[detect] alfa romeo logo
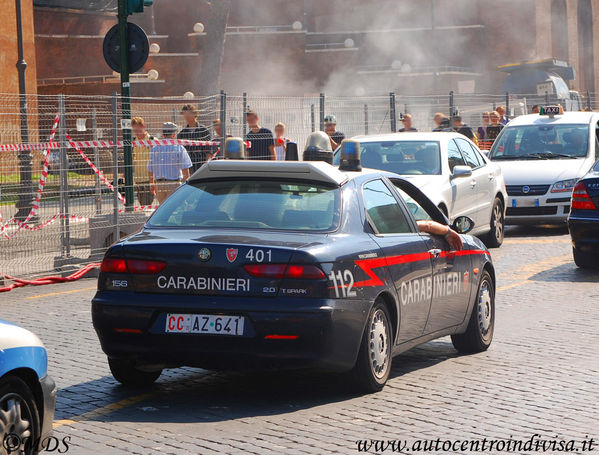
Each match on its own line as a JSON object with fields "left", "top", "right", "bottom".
{"left": 198, "top": 247, "right": 211, "bottom": 261}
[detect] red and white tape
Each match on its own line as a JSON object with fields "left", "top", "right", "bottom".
{"left": 0, "top": 114, "right": 60, "bottom": 238}
{"left": 0, "top": 213, "right": 89, "bottom": 240}
{"left": 1, "top": 138, "right": 249, "bottom": 152}
{"left": 65, "top": 132, "right": 126, "bottom": 204}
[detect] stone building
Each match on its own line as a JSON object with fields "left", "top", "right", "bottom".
{"left": 0, "top": 0, "right": 598, "bottom": 98}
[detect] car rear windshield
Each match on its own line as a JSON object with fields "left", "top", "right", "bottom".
{"left": 334, "top": 141, "right": 442, "bottom": 175}
{"left": 148, "top": 180, "right": 340, "bottom": 231}
{"left": 489, "top": 124, "right": 590, "bottom": 160}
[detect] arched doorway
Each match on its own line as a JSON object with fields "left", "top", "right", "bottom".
{"left": 578, "top": 0, "right": 595, "bottom": 91}
{"left": 551, "top": 0, "right": 569, "bottom": 61}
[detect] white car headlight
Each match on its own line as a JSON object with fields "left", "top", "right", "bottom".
{"left": 550, "top": 178, "right": 578, "bottom": 193}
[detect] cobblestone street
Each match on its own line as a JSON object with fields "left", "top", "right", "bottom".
{"left": 1, "top": 227, "right": 598, "bottom": 455}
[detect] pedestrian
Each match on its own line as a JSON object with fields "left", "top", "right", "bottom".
{"left": 433, "top": 113, "right": 448, "bottom": 131}
{"left": 496, "top": 105, "right": 508, "bottom": 124}
{"left": 211, "top": 119, "right": 231, "bottom": 158}
{"left": 453, "top": 115, "right": 475, "bottom": 140}
{"left": 531, "top": 105, "right": 540, "bottom": 114}
{"left": 148, "top": 122, "right": 192, "bottom": 204}
{"left": 399, "top": 113, "right": 418, "bottom": 132}
{"left": 324, "top": 114, "right": 345, "bottom": 150}
{"left": 245, "top": 109, "right": 275, "bottom": 160}
{"left": 178, "top": 104, "right": 211, "bottom": 172}
{"left": 131, "top": 117, "right": 156, "bottom": 207}
{"left": 274, "top": 122, "right": 290, "bottom": 161}
{"left": 485, "top": 111, "right": 504, "bottom": 142}
{"left": 477, "top": 112, "right": 490, "bottom": 141}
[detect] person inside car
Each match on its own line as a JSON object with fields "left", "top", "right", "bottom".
{"left": 417, "top": 220, "right": 463, "bottom": 250}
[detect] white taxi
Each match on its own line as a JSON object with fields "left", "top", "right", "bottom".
{"left": 489, "top": 108, "right": 599, "bottom": 224}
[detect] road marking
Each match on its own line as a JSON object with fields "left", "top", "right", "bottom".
{"left": 25, "top": 286, "right": 96, "bottom": 300}
{"left": 497, "top": 253, "right": 572, "bottom": 292}
{"left": 53, "top": 392, "right": 155, "bottom": 429}
{"left": 503, "top": 237, "right": 570, "bottom": 245}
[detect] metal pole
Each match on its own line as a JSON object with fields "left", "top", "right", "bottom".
{"left": 364, "top": 104, "right": 369, "bottom": 135}
{"left": 545, "top": 92, "right": 549, "bottom": 105}
{"left": 505, "top": 92, "right": 510, "bottom": 121}
{"left": 449, "top": 91, "right": 455, "bottom": 130}
{"left": 14, "top": 0, "right": 33, "bottom": 220}
{"left": 587, "top": 90, "right": 592, "bottom": 110}
{"left": 58, "top": 95, "right": 70, "bottom": 257}
{"left": 93, "top": 108, "right": 101, "bottom": 215}
{"left": 172, "top": 107, "right": 177, "bottom": 124}
{"left": 118, "top": 0, "right": 134, "bottom": 210}
{"left": 310, "top": 104, "right": 315, "bottom": 132}
{"left": 220, "top": 90, "right": 226, "bottom": 157}
{"left": 242, "top": 92, "right": 247, "bottom": 138}
{"left": 390, "top": 92, "right": 397, "bottom": 132}
{"left": 319, "top": 93, "right": 325, "bottom": 131}
{"left": 112, "top": 93, "right": 120, "bottom": 243}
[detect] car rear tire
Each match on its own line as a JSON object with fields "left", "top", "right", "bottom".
{"left": 451, "top": 270, "right": 495, "bottom": 353}
{"left": 350, "top": 300, "right": 392, "bottom": 393}
{"left": 108, "top": 358, "right": 162, "bottom": 387}
{"left": 0, "top": 376, "right": 41, "bottom": 455}
{"left": 483, "top": 198, "right": 504, "bottom": 248}
{"left": 573, "top": 247, "right": 597, "bottom": 268}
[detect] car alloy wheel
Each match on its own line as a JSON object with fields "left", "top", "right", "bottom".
{"left": 492, "top": 202, "right": 504, "bottom": 243}
{"left": 0, "top": 392, "right": 34, "bottom": 455}
{"left": 477, "top": 279, "right": 493, "bottom": 339}
{"left": 369, "top": 308, "right": 391, "bottom": 380}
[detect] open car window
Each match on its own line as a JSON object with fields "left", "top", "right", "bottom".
{"left": 148, "top": 180, "right": 341, "bottom": 231}
{"left": 387, "top": 177, "right": 448, "bottom": 225}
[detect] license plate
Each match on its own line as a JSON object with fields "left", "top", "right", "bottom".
{"left": 165, "top": 313, "right": 245, "bottom": 336}
{"left": 512, "top": 198, "right": 540, "bottom": 208}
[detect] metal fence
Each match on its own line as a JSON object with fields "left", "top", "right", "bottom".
{"left": 0, "top": 90, "right": 595, "bottom": 279}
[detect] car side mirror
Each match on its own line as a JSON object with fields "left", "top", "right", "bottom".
{"left": 482, "top": 149, "right": 490, "bottom": 157}
{"left": 452, "top": 216, "right": 474, "bottom": 234}
{"left": 451, "top": 165, "right": 473, "bottom": 179}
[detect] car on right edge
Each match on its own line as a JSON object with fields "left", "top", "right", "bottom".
{"left": 568, "top": 159, "right": 599, "bottom": 268}
{"left": 489, "top": 108, "right": 599, "bottom": 225}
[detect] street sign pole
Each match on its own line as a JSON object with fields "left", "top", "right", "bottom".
{"left": 118, "top": 0, "right": 134, "bottom": 210}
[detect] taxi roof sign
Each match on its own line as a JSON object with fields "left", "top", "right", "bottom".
{"left": 539, "top": 106, "right": 561, "bottom": 117}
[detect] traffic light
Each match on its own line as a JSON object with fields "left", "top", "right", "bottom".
{"left": 127, "top": 0, "right": 153, "bottom": 14}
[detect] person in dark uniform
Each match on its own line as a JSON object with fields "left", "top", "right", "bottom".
{"left": 244, "top": 109, "right": 275, "bottom": 160}
{"left": 177, "top": 104, "right": 211, "bottom": 172}
{"left": 324, "top": 114, "right": 345, "bottom": 150}
{"left": 453, "top": 115, "right": 475, "bottom": 140}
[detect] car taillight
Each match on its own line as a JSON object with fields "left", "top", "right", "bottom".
{"left": 127, "top": 259, "right": 167, "bottom": 274}
{"left": 571, "top": 182, "right": 597, "bottom": 210}
{"left": 244, "top": 264, "right": 325, "bottom": 280}
{"left": 100, "top": 258, "right": 167, "bottom": 274}
{"left": 101, "top": 258, "right": 127, "bottom": 273}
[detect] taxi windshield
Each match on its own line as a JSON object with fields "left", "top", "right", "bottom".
{"left": 489, "top": 124, "right": 589, "bottom": 160}
{"left": 334, "top": 141, "right": 442, "bottom": 175}
{"left": 148, "top": 179, "right": 340, "bottom": 231}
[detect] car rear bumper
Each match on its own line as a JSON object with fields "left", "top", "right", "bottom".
{"left": 505, "top": 195, "right": 570, "bottom": 224}
{"left": 568, "top": 214, "right": 599, "bottom": 252}
{"left": 92, "top": 291, "right": 372, "bottom": 373}
{"left": 39, "top": 374, "right": 57, "bottom": 441}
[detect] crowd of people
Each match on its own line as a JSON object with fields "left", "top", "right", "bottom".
{"left": 129, "top": 102, "right": 546, "bottom": 204}
{"left": 130, "top": 104, "right": 348, "bottom": 203}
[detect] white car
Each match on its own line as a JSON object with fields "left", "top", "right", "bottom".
{"left": 489, "top": 109, "right": 599, "bottom": 224}
{"left": 334, "top": 132, "right": 508, "bottom": 247}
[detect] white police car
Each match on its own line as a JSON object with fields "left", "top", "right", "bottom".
{"left": 0, "top": 319, "right": 56, "bottom": 454}
{"left": 489, "top": 107, "right": 599, "bottom": 224}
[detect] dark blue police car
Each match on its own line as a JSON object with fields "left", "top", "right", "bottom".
{"left": 568, "top": 160, "right": 599, "bottom": 268}
{"left": 92, "top": 144, "right": 496, "bottom": 392}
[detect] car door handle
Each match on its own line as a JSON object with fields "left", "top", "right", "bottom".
{"left": 428, "top": 248, "right": 442, "bottom": 258}
{"left": 488, "top": 173, "right": 495, "bottom": 180}
{"left": 470, "top": 180, "right": 477, "bottom": 188}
